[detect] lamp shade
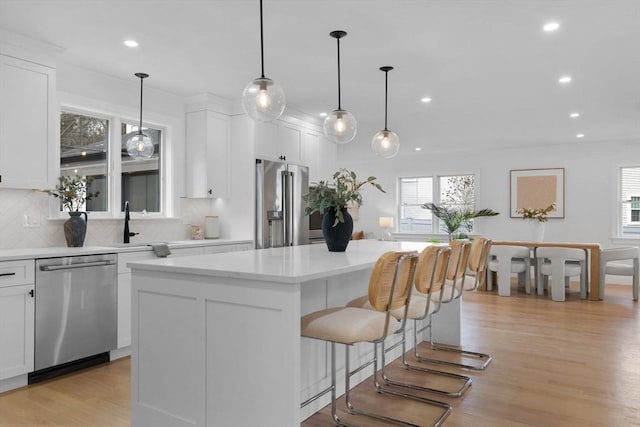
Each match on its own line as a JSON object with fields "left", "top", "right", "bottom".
{"left": 242, "top": 77, "right": 286, "bottom": 122}
{"left": 125, "top": 132, "right": 154, "bottom": 159}
{"left": 372, "top": 130, "right": 400, "bottom": 158}
{"left": 379, "top": 216, "right": 393, "bottom": 228}
{"left": 324, "top": 109, "right": 357, "bottom": 144}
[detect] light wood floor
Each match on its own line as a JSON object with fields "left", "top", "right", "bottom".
{"left": 1, "top": 283, "right": 638, "bottom": 426}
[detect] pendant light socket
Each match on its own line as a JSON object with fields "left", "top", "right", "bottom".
{"left": 323, "top": 30, "right": 357, "bottom": 145}
{"left": 125, "top": 72, "right": 154, "bottom": 160}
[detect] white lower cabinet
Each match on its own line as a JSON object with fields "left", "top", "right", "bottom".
{"left": 0, "top": 259, "right": 35, "bottom": 382}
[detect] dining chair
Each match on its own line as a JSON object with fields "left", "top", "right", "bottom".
{"left": 486, "top": 245, "right": 532, "bottom": 296}
{"left": 536, "top": 247, "right": 587, "bottom": 302}
{"left": 301, "top": 251, "right": 451, "bottom": 426}
{"left": 415, "top": 237, "right": 494, "bottom": 371}
{"left": 346, "top": 245, "right": 472, "bottom": 399}
{"left": 599, "top": 246, "right": 639, "bottom": 300}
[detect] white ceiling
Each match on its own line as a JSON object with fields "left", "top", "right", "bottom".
{"left": 1, "top": 0, "right": 640, "bottom": 157}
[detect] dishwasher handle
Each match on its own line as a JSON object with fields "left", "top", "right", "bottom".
{"left": 39, "top": 260, "right": 115, "bottom": 272}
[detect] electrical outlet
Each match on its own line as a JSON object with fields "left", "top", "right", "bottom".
{"left": 23, "top": 211, "right": 40, "bottom": 228}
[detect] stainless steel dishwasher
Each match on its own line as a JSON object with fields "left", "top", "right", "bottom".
{"left": 31, "top": 253, "right": 117, "bottom": 382}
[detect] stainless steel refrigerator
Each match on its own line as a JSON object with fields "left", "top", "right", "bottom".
{"left": 256, "top": 159, "right": 309, "bottom": 249}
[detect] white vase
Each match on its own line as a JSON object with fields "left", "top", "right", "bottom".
{"left": 530, "top": 221, "right": 545, "bottom": 242}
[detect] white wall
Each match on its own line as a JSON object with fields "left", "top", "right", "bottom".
{"left": 338, "top": 139, "right": 638, "bottom": 248}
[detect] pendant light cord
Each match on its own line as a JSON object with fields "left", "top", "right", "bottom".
{"left": 138, "top": 77, "right": 144, "bottom": 134}
{"left": 259, "top": 0, "right": 265, "bottom": 78}
{"left": 336, "top": 36, "right": 342, "bottom": 110}
{"left": 384, "top": 69, "right": 388, "bottom": 131}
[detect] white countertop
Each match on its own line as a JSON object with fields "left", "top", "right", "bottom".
{"left": 0, "top": 239, "right": 252, "bottom": 261}
{"left": 128, "top": 240, "right": 429, "bottom": 284}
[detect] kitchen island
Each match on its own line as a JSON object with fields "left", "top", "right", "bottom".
{"left": 128, "top": 240, "right": 461, "bottom": 427}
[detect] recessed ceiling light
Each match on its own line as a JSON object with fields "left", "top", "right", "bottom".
{"left": 420, "top": 97, "right": 432, "bottom": 103}
{"left": 558, "top": 76, "right": 572, "bottom": 84}
{"left": 124, "top": 40, "right": 139, "bottom": 48}
{"left": 415, "top": 147, "right": 422, "bottom": 151}
{"left": 570, "top": 112, "right": 580, "bottom": 118}
{"left": 319, "top": 112, "right": 327, "bottom": 117}
{"left": 543, "top": 22, "right": 560, "bottom": 32}
{"left": 576, "top": 133, "right": 585, "bottom": 138}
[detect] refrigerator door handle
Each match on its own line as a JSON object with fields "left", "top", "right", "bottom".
{"left": 283, "top": 170, "right": 294, "bottom": 246}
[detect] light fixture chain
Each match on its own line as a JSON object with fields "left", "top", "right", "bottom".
{"left": 259, "top": 0, "right": 265, "bottom": 78}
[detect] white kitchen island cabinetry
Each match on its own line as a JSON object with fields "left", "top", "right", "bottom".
{"left": 116, "top": 240, "right": 252, "bottom": 350}
{"left": 128, "top": 240, "right": 460, "bottom": 427}
{"left": 0, "top": 53, "right": 57, "bottom": 190}
{"left": 0, "top": 260, "right": 35, "bottom": 390}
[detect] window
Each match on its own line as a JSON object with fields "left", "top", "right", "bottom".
{"left": 59, "top": 110, "right": 163, "bottom": 216}
{"left": 620, "top": 167, "right": 640, "bottom": 236}
{"left": 398, "top": 174, "right": 476, "bottom": 234}
{"left": 399, "top": 177, "right": 433, "bottom": 232}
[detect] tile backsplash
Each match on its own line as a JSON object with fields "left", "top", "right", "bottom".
{"left": 0, "top": 188, "right": 216, "bottom": 249}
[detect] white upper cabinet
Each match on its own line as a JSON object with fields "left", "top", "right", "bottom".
{"left": 0, "top": 53, "right": 57, "bottom": 190}
{"left": 255, "top": 120, "right": 302, "bottom": 163}
{"left": 186, "top": 109, "right": 230, "bottom": 198}
{"left": 301, "top": 129, "right": 337, "bottom": 184}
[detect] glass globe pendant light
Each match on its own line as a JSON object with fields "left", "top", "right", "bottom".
{"left": 241, "top": 0, "right": 285, "bottom": 122}
{"left": 371, "top": 66, "right": 400, "bottom": 158}
{"left": 323, "top": 30, "right": 357, "bottom": 145}
{"left": 126, "top": 72, "right": 154, "bottom": 160}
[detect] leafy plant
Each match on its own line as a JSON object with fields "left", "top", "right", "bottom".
{"left": 516, "top": 203, "right": 556, "bottom": 223}
{"left": 422, "top": 202, "right": 499, "bottom": 241}
{"left": 49, "top": 174, "right": 99, "bottom": 212}
{"left": 304, "top": 168, "right": 385, "bottom": 226}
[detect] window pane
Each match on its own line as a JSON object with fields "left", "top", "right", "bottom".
{"left": 621, "top": 167, "right": 640, "bottom": 236}
{"left": 59, "top": 112, "right": 108, "bottom": 212}
{"left": 399, "top": 177, "right": 433, "bottom": 232}
{"left": 439, "top": 175, "right": 475, "bottom": 235}
{"left": 121, "top": 123, "right": 161, "bottom": 212}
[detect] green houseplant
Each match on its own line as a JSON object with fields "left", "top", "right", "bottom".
{"left": 49, "top": 174, "right": 99, "bottom": 247}
{"left": 304, "top": 168, "right": 385, "bottom": 226}
{"left": 304, "top": 169, "right": 385, "bottom": 251}
{"left": 422, "top": 203, "right": 499, "bottom": 242}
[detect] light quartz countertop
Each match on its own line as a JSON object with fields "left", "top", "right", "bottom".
{"left": 0, "top": 239, "right": 252, "bottom": 261}
{"left": 128, "top": 239, "right": 429, "bottom": 284}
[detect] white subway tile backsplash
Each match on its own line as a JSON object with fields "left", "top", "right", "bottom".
{"left": 0, "top": 189, "right": 216, "bottom": 249}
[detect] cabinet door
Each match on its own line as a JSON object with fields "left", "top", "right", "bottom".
{"left": 185, "top": 110, "right": 230, "bottom": 198}
{"left": 279, "top": 124, "right": 302, "bottom": 163}
{"left": 317, "top": 133, "right": 337, "bottom": 182}
{"left": 301, "top": 130, "right": 320, "bottom": 183}
{"left": 254, "top": 121, "right": 280, "bottom": 160}
{"left": 0, "top": 55, "right": 56, "bottom": 190}
{"left": 117, "top": 273, "right": 131, "bottom": 348}
{"left": 0, "top": 284, "right": 34, "bottom": 380}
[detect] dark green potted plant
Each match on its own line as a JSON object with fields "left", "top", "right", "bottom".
{"left": 305, "top": 168, "right": 385, "bottom": 251}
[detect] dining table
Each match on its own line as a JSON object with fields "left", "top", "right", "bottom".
{"left": 491, "top": 240, "right": 601, "bottom": 301}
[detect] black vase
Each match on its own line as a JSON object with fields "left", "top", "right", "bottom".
{"left": 322, "top": 207, "right": 353, "bottom": 252}
{"left": 64, "top": 212, "right": 88, "bottom": 247}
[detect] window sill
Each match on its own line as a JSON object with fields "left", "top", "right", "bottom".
{"left": 610, "top": 237, "right": 640, "bottom": 246}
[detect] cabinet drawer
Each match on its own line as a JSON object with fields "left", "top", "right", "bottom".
{"left": 0, "top": 259, "right": 35, "bottom": 287}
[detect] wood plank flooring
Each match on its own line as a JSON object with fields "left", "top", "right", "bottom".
{"left": 1, "top": 283, "right": 638, "bottom": 426}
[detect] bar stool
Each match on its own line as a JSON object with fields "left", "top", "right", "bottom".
{"left": 347, "top": 246, "right": 472, "bottom": 399}
{"left": 300, "top": 251, "right": 451, "bottom": 426}
{"left": 415, "top": 237, "right": 493, "bottom": 371}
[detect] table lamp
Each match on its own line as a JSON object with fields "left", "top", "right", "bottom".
{"left": 379, "top": 216, "right": 393, "bottom": 240}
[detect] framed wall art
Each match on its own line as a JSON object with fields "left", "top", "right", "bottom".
{"left": 510, "top": 168, "right": 565, "bottom": 218}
